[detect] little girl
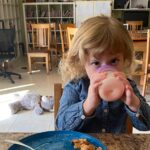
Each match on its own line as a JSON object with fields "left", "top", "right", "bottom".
{"left": 56, "top": 16, "right": 150, "bottom": 133}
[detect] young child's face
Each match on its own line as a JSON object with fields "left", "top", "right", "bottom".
{"left": 85, "top": 50, "right": 124, "bottom": 79}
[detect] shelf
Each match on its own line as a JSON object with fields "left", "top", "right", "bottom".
{"left": 112, "top": 0, "right": 150, "bottom": 28}
{"left": 112, "top": 8, "right": 150, "bottom": 11}
{"left": 23, "top": 2, "right": 75, "bottom": 53}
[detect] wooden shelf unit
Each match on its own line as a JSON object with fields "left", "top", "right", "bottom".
{"left": 112, "top": 0, "right": 150, "bottom": 28}
{"left": 23, "top": 2, "right": 75, "bottom": 52}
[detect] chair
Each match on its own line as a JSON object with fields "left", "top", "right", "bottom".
{"left": 54, "top": 83, "right": 63, "bottom": 119}
{"left": 27, "top": 24, "right": 51, "bottom": 74}
{"left": 127, "top": 21, "right": 147, "bottom": 91}
{"left": 59, "top": 23, "right": 75, "bottom": 58}
{"left": 142, "top": 29, "right": 150, "bottom": 96}
{"left": 50, "top": 23, "right": 58, "bottom": 64}
{"left": 54, "top": 83, "right": 133, "bottom": 133}
{"left": 127, "top": 21, "right": 143, "bottom": 31}
{"left": 0, "top": 28, "right": 21, "bottom": 83}
{"left": 131, "top": 40, "right": 147, "bottom": 87}
{"left": 123, "top": 23, "right": 129, "bottom": 30}
{"left": 126, "top": 21, "right": 144, "bottom": 41}
{"left": 67, "top": 27, "right": 78, "bottom": 49}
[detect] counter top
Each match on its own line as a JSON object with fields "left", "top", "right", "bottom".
{"left": 0, "top": 132, "right": 150, "bottom": 150}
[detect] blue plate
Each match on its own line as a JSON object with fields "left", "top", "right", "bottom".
{"left": 8, "top": 131, "right": 106, "bottom": 150}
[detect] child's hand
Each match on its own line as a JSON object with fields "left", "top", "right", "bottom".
{"left": 114, "top": 72, "right": 141, "bottom": 112}
{"left": 83, "top": 72, "right": 106, "bottom": 116}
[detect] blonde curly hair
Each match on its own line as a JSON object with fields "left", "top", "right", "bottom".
{"left": 59, "top": 15, "right": 133, "bottom": 83}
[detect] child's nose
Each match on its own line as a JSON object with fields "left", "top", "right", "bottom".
{"left": 101, "top": 63, "right": 107, "bottom": 67}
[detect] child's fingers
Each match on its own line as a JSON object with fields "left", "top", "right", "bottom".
{"left": 126, "top": 86, "right": 132, "bottom": 100}
{"left": 98, "top": 72, "right": 107, "bottom": 80}
{"left": 113, "top": 72, "right": 126, "bottom": 78}
{"left": 113, "top": 72, "right": 127, "bottom": 83}
{"left": 122, "top": 85, "right": 132, "bottom": 105}
{"left": 116, "top": 76, "right": 132, "bottom": 90}
{"left": 116, "top": 75, "right": 127, "bottom": 84}
{"left": 92, "top": 82, "right": 102, "bottom": 91}
{"left": 91, "top": 72, "right": 107, "bottom": 84}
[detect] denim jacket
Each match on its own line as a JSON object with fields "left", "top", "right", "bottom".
{"left": 56, "top": 76, "right": 150, "bottom": 133}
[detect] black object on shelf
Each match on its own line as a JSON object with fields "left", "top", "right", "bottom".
{"left": 114, "top": 0, "right": 127, "bottom": 9}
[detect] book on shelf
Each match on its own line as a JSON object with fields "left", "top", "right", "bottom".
{"left": 27, "top": 9, "right": 36, "bottom": 17}
{"left": 26, "top": 22, "right": 32, "bottom": 31}
{"left": 63, "top": 10, "right": 72, "bottom": 17}
{"left": 41, "top": 10, "right": 46, "bottom": 17}
{"left": 27, "top": 32, "right": 32, "bottom": 43}
{"left": 50, "top": 8, "right": 61, "bottom": 17}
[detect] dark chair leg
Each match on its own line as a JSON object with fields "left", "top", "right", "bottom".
{"left": 0, "top": 70, "right": 22, "bottom": 84}
{"left": 6, "top": 71, "right": 22, "bottom": 79}
{"left": 4, "top": 73, "right": 15, "bottom": 84}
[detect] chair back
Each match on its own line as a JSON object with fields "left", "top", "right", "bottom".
{"left": 54, "top": 83, "right": 63, "bottom": 120}
{"left": 59, "top": 23, "right": 75, "bottom": 58}
{"left": 142, "top": 29, "right": 150, "bottom": 96}
{"left": 127, "top": 21, "right": 143, "bottom": 31}
{"left": 27, "top": 23, "right": 51, "bottom": 74}
{"left": 50, "top": 23, "right": 57, "bottom": 49}
{"left": 123, "top": 23, "right": 129, "bottom": 30}
{"left": 67, "top": 27, "right": 78, "bottom": 49}
{"left": 126, "top": 21, "right": 145, "bottom": 41}
{"left": 31, "top": 24, "right": 50, "bottom": 50}
{"left": 54, "top": 83, "right": 133, "bottom": 133}
{"left": 0, "top": 28, "right": 21, "bottom": 83}
{"left": 0, "top": 29, "right": 15, "bottom": 59}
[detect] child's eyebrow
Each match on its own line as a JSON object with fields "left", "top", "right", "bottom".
{"left": 107, "top": 55, "right": 121, "bottom": 62}
{"left": 110, "top": 55, "right": 120, "bottom": 58}
{"left": 109, "top": 53, "right": 121, "bottom": 58}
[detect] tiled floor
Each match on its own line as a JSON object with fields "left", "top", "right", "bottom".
{"left": 0, "top": 56, "right": 150, "bottom": 133}
{"left": 0, "top": 56, "right": 61, "bottom": 132}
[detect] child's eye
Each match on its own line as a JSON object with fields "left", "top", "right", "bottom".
{"left": 111, "top": 58, "right": 119, "bottom": 65}
{"left": 91, "top": 61, "right": 100, "bottom": 66}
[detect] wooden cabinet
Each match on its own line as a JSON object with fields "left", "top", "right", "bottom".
{"left": 75, "top": 1, "right": 111, "bottom": 27}
{"left": 75, "top": 1, "right": 93, "bottom": 27}
{"left": 0, "top": 0, "right": 23, "bottom": 56}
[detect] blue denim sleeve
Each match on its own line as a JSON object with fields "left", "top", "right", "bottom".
{"left": 125, "top": 79, "right": 150, "bottom": 131}
{"left": 55, "top": 82, "right": 86, "bottom": 130}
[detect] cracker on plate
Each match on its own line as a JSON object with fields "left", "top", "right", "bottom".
{"left": 72, "top": 138, "right": 102, "bottom": 150}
